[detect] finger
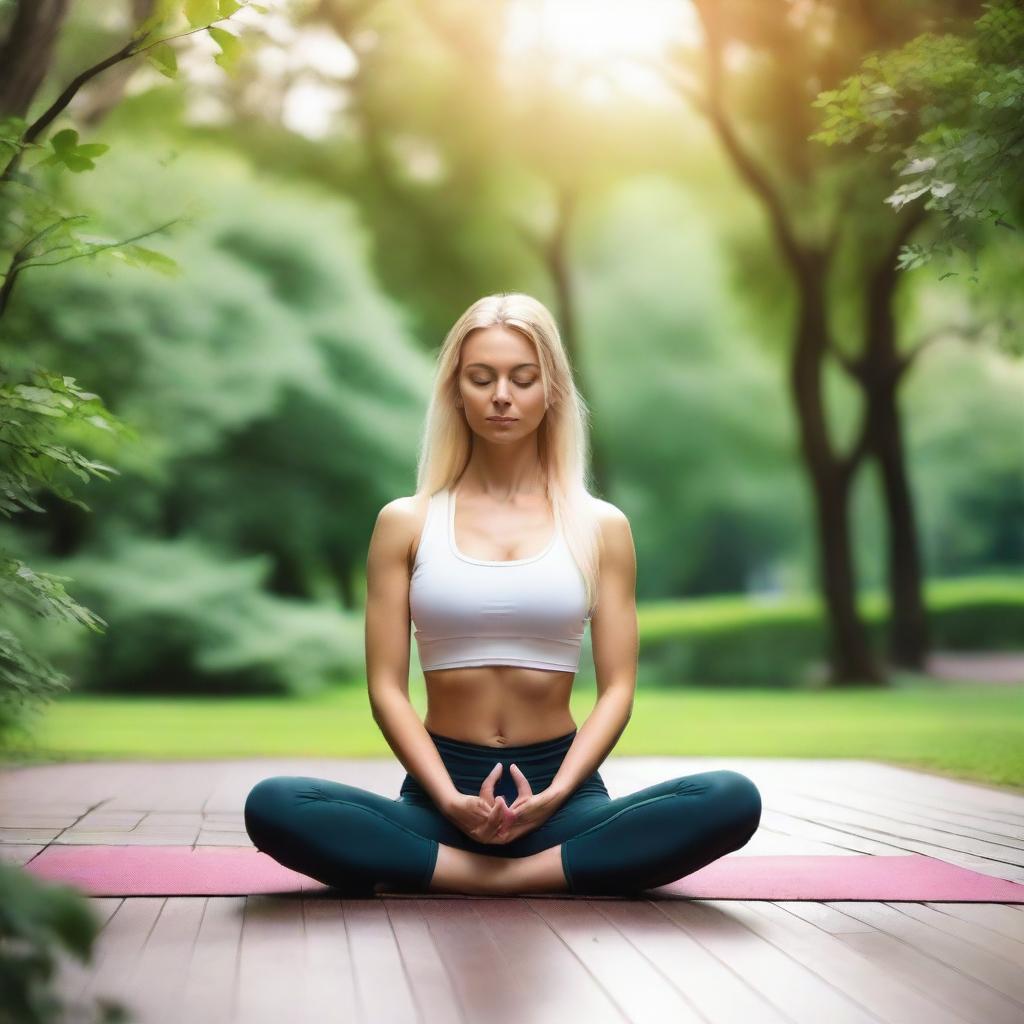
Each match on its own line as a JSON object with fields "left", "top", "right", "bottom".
{"left": 484, "top": 797, "right": 506, "bottom": 840}
{"left": 494, "top": 795, "right": 517, "bottom": 832}
{"left": 495, "top": 790, "right": 517, "bottom": 821}
{"left": 478, "top": 761, "right": 503, "bottom": 803}
{"left": 493, "top": 815, "right": 516, "bottom": 839}
{"left": 509, "top": 763, "right": 533, "bottom": 800}
{"left": 479, "top": 790, "right": 502, "bottom": 817}
{"left": 472, "top": 798, "right": 502, "bottom": 840}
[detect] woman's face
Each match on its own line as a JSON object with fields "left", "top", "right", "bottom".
{"left": 457, "top": 325, "right": 547, "bottom": 441}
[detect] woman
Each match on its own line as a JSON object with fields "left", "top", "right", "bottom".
{"left": 244, "top": 292, "right": 761, "bottom": 897}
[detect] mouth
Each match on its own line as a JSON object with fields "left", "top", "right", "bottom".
{"left": 487, "top": 417, "right": 517, "bottom": 424}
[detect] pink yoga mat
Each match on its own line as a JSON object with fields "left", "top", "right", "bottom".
{"left": 22, "top": 846, "right": 1024, "bottom": 901}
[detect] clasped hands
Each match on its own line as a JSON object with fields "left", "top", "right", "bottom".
{"left": 443, "top": 761, "right": 557, "bottom": 845}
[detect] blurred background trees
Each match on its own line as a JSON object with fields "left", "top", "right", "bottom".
{"left": 1, "top": 0, "right": 1021, "bottom": 712}
{"left": 1, "top": 1, "right": 1018, "bottom": 1012}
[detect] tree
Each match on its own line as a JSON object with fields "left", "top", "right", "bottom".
{"left": 650, "top": 1, "right": 993, "bottom": 680}
{"left": 812, "top": 0, "right": 1022, "bottom": 284}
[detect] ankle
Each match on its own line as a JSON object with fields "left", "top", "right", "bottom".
{"left": 462, "top": 853, "right": 519, "bottom": 896}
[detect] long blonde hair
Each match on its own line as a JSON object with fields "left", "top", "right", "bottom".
{"left": 415, "top": 292, "right": 603, "bottom": 616}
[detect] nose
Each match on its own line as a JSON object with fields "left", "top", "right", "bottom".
{"left": 493, "top": 380, "right": 511, "bottom": 403}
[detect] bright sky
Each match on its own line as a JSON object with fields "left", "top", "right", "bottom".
{"left": 502, "top": 0, "right": 701, "bottom": 105}
{"left": 171, "top": 0, "right": 703, "bottom": 138}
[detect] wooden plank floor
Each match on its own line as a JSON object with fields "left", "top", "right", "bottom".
{"left": 2, "top": 754, "right": 1022, "bottom": 1024}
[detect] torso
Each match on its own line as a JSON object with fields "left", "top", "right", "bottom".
{"left": 405, "top": 486, "right": 578, "bottom": 747}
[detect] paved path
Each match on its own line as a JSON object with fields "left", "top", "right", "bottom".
{"left": 926, "top": 652, "right": 1024, "bottom": 684}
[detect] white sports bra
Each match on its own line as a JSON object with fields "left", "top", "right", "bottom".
{"left": 409, "top": 487, "right": 591, "bottom": 673}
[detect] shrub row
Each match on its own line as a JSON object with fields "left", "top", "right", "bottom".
{"left": 633, "top": 576, "right": 1024, "bottom": 687}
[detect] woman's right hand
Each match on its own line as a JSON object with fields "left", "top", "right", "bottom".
{"left": 442, "top": 762, "right": 517, "bottom": 844}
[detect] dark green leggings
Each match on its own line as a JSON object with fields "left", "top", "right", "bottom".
{"left": 244, "top": 728, "right": 762, "bottom": 897}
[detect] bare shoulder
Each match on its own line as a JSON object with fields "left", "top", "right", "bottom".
{"left": 587, "top": 495, "right": 634, "bottom": 558}
{"left": 378, "top": 493, "right": 428, "bottom": 522}
{"left": 374, "top": 493, "right": 432, "bottom": 567}
{"left": 589, "top": 495, "right": 629, "bottom": 525}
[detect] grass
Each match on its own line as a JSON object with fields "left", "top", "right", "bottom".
{"left": 3, "top": 678, "right": 1022, "bottom": 793}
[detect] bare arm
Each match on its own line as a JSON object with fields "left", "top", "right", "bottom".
{"left": 544, "top": 503, "right": 638, "bottom": 809}
{"left": 365, "top": 497, "right": 462, "bottom": 813}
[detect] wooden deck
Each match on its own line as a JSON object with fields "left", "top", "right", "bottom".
{"left": 2, "top": 754, "right": 1022, "bottom": 1024}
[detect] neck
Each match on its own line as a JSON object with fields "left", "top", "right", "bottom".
{"left": 457, "top": 443, "right": 546, "bottom": 500}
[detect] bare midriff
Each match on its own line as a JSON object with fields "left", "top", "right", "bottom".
{"left": 422, "top": 664, "right": 577, "bottom": 747}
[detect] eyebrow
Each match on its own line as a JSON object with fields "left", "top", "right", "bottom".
{"left": 465, "top": 362, "right": 540, "bottom": 371}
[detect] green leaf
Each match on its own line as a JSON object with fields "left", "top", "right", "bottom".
{"left": 185, "top": 0, "right": 220, "bottom": 27}
{"left": 134, "top": 0, "right": 181, "bottom": 43}
{"left": 49, "top": 128, "right": 78, "bottom": 154}
{"left": 209, "top": 25, "right": 243, "bottom": 74}
{"left": 147, "top": 42, "right": 179, "bottom": 79}
{"left": 40, "top": 129, "right": 108, "bottom": 172}
{"left": 106, "top": 244, "right": 181, "bottom": 276}
{"left": 63, "top": 154, "right": 95, "bottom": 172}
{"left": 219, "top": 0, "right": 243, "bottom": 15}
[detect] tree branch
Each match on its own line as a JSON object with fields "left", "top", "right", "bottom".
{"left": 826, "top": 341, "right": 864, "bottom": 382}
{"left": 652, "top": 1, "right": 808, "bottom": 277}
{"left": 896, "top": 319, "right": 992, "bottom": 378}
{"left": 840, "top": 407, "right": 874, "bottom": 484}
{"left": 2, "top": 7, "right": 255, "bottom": 181}
{"left": 0, "top": 217, "right": 179, "bottom": 317}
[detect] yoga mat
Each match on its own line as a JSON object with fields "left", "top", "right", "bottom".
{"left": 654, "top": 854, "right": 1024, "bottom": 902}
{"left": 22, "top": 846, "right": 1024, "bottom": 901}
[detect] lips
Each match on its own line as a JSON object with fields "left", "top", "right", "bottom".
{"left": 487, "top": 417, "right": 517, "bottom": 423}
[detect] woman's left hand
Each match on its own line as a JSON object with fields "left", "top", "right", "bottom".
{"left": 484, "top": 764, "right": 559, "bottom": 844}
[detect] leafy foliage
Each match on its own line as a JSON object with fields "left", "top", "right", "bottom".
{"left": 0, "top": 370, "right": 125, "bottom": 516}
{"left": 0, "top": 3, "right": 267, "bottom": 1020}
{"left": 53, "top": 534, "right": 365, "bottom": 696}
{"left": 0, "top": 861, "right": 127, "bottom": 1024}
{"left": 0, "top": 368, "right": 125, "bottom": 738}
{"left": 33, "top": 129, "right": 110, "bottom": 174}
{"left": 0, "top": 0, "right": 269, "bottom": 736}
{"left": 811, "top": 0, "right": 1023, "bottom": 275}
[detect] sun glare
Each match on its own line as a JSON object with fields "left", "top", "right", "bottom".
{"left": 503, "top": 0, "right": 699, "bottom": 103}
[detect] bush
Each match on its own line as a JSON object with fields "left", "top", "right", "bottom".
{"left": 47, "top": 535, "right": 364, "bottom": 695}
{"left": 637, "top": 576, "right": 1024, "bottom": 686}
{"left": 0, "top": 862, "right": 127, "bottom": 1024}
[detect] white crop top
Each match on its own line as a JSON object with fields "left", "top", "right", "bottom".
{"left": 409, "top": 487, "right": 591, "bottom": 673}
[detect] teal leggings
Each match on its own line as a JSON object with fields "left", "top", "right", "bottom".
{"left": 244, "top": 728, "right": 762, "bottom": 897}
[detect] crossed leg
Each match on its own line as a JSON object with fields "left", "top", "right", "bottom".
{"left": 244, "top": 769, "right": 762, "bottom": 898}
{"left": 429, "top": 769, "right": 764, "bottom": 897}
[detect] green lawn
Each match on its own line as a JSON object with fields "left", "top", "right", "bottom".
{"left": 4, "top": 679, "right": 1022, "bottom": 793}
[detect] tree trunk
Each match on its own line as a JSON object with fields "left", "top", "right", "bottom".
{"left": 546, "top": 184, "right": 612, "bottom": 499}
{"left": 792, "top": 262, "right": 883, "bottom": 685}
{"left": 867, "top": 376, "right": 929, "bottom": 668}
{"left": 861, "top": 215, "right": 930, "bottom": 669}
{"left": 0, "top": 0, "right": 71, "bottom": 118}
{"left": 683, "top": 0, "right": 883, "bottom": 684}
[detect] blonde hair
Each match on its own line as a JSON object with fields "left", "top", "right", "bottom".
{"left": 415, "top": 292, "right": 602, "bottom": 616}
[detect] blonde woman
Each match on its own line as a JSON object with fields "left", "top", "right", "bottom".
{"left": 244, "top": 293, "right": 761, "bottom": 896}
